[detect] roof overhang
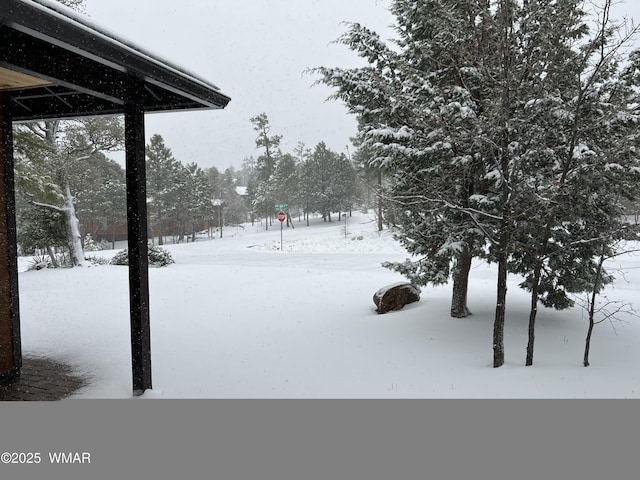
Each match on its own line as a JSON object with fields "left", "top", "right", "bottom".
{"left": 0, "top": 0, "right": 231, "bottom": 121}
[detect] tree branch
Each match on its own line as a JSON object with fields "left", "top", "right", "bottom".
{"left": 30, "top": 199, "right": 67, "bottom": 213}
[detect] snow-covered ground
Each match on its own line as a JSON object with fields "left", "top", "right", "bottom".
{"left": 16, "top": 211, "right": 640, "bottom": 398}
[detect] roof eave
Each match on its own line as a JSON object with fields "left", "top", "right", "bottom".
{"left": 1, "top": 0, "right": 231, "bottom": 121}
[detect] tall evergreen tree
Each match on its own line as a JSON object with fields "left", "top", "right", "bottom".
{"left": 147, "top": 136, "right": 213, "bottom": 242}
{"left": 249, "top": 113, "right": 282, "bottom": 229}
{"left": 351, "top": 139, "right": 390, "bottom": 232}
{"left": 315, "top": 0, "right": 495, "bottom": 318}
{"left": 271, "top": 153, "right": 299, "bottom": 226}
{"left": 146, "top": 134, "right": 183, "bottom": 245}
{"left": 220, "top": 167, "right": 249, "bottom": 225}
{"left": 305, "top": 142, "right": 341, "bottom": 221}
{"left": 176, "top": 162, "right": 211, "bottom": 242}
{"left": 75, "top": 154, "right": 126, "bottom": 247}
{"left": 507, "top": 0, "right": 640, "bottom": 365}
{"left": 251, "top": 113, "right": 281, "bottom": 179}
{"left": 316, "top": 0, "right": 640, "bottom": 367}
{"left": 294, "top": 143, "right": 314, "bottom": 225}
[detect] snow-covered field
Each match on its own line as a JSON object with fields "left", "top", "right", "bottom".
{"left": 16, "top": 211, "right": 640, "bottom": 398}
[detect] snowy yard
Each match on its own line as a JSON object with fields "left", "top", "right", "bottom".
{"left": 17, "top": 211, "right": 640, "bottom": 398}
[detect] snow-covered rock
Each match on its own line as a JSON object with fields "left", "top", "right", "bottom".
{"left": 373, "top": 282, "right": 421, "bottom": 314}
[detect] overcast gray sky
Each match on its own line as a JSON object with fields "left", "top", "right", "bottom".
{"left": 83, "top": 0, "right": 640, "bottom": 171}
{"left": 84, "top": 0, "right": 396, "bottom": 170}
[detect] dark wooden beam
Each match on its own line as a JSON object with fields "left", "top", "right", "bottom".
{"left": 8, "top": 85, "right": 212, "bottom": 122}
{"left": 0, "top": 27, "right": 127, "bottom": 106}
{"left": 9, "top": 86, "right": 126, "bottom": 121}
{"left": 0, "top": 93, "right": 22, "bottom": 385}
{"left": 2, "top": 1, "right": 230, "bottom": 123}
{"left": 2, "top": 0, "right": 229, "bottom": 107}
{"left": 124, "top": 98, "right": 152, "bottom": 395}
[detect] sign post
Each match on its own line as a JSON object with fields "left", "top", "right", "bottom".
{"left": 275, "top": 204, "right": 288, "bottom": 251}
{"left": 277, "top": 210, "right": 286, "bottom": 250}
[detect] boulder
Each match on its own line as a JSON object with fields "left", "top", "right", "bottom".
{"left": 373, "top": 282, "right": 421, "bottom": 314}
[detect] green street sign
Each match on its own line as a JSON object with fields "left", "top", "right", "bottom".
{"left": 275, "top": 203, "right": 288, "bottom": 212}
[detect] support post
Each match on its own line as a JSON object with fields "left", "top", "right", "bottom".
{"left": 0, "top": 94, "right": 22, "bottom": 385}
{"left": 125, "top": 101, "right": 152, "bottom": 395}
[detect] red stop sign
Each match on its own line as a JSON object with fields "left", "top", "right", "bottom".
{"left": 277, "top": 210, "right": 286, "bottom": 222}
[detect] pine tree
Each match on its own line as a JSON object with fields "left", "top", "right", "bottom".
{"left": 146, "top": 134, "right": 183, "bottom": 245}
{"left": 294, "top": 143, "right": 314, "bottom": 225}
{"left": 249, "top": 113, "right": 282, "bottom": 229}
{"left": 304, "top": 142, "right": 355, "bottom": 222}
{"left": 351, "top": 139, "right": 390, "bottom": 232}
{"left": 271, "top": 153, "right": 299, "bottom": 227}
{"left": 177, "top": 162, "right": 211, "bottom": 242}
{"left": 491, "top": 0, "right": 640, "bottom": 365}
{"left": 315, "top": 0, "right": 496, "bottom": 318}
{"left": 75, "top": 154, "right": 126, "bottom": 248}
{"left": 220, "top": 168, "right": 249, "bottom": 225}
{"left": 316, "top": 0, "right": 640, "bottom": 367}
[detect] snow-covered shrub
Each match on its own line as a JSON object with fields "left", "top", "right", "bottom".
{"left": 83, "top": 233, "right": 101, "bottom": 252}
{"left": 26, "top": 251, "right": 74, "bottom": 270}
{"left": 148, "top": 245, "right": 175, "bottom": 266}
{"left": 109, "top": 249, "right": 129, "bottom": 266}
{"left": 86, "top": 255, "right": 111, "bottom": 266}
{"left": 110, "top": 243, "right": 175, "bottom": 267}
{"left": 27, "top": 254, "right": 50, "bottom": 271}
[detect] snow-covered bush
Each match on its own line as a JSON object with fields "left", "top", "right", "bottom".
{"left": 85, "top": 255, "right": 111, "bottom": 266}
{"left": 109, "top": 249, "right": 128, "bottom": 265}
{"left": 83, "top": 233, "right": 101, "bottom": 251}
{"left": 26, "top": 251, "right": 74, "bottom": 270}
{"left": 27, "top": 254, "right": 50, "bottom": 271}
{"left": 148, "top": 245, "right": 175, "bottom": 266}
{"left": 110, "top": 244, "right": 175, "bottom": 267}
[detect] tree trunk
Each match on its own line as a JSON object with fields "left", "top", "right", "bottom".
{"left": 583, "top": 318, "right": 594, "bottom": 367}
{"left": 377, "top": 170, "right": 383, "bottom": 231}
{"left": 450, "top": 246, "right": 473, "bottom": 318}
{"left": 493, "top": 0, "right": 513, "bottom": 369}
{"left": 63, "top": 184, "right": 86, "bottom": 266}
{"left": 584, "top": 247, "right": 606, "bottom": 367}
{"left": 157, "top": 209, "right": 164, "bottom": 245}
{"left": 525, "top": 264, "right": 542, "bottom": 366}
{"left": 493, "top": 233, "right": 508, "bottom": 368}
{"left": 47, "top": 246, "right": 59, "bottom": 268}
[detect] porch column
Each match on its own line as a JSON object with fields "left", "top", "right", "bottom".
{"left": 125, "top": 101, "right": 152, "bottom": 395}
{"left": 0, "top": 93, "right": 22, "bottom": 385}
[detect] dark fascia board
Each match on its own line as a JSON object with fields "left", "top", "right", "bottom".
{"left": 9, "top": 86, "right": 129, "bottom": 121}
{"left": 9, "top": 86, "right": 224, "bottom": 122}
{"left": 0, "top": 27, "right": 128, "bottom": 106}
{"left": 1, "top": 0, "right": 230, "bottom": 118}
{"left": 1, "top": 26, "right": 230, "bottom": 120}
